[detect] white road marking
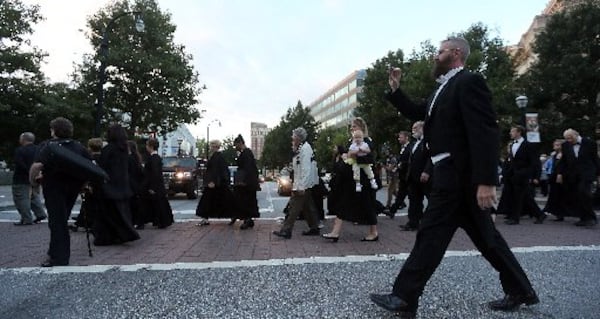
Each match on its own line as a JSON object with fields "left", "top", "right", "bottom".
{"left": 2, "top": 245, "right": 598, "bottom": 274}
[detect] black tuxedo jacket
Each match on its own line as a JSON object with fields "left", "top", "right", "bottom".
{"left": 504, "top": 140, "right": 539, "bottom": 184}
{"left": 397, "top": 141, "right": 413, "bottom": 179}
{"left": 557, "top": 138, "right": 600, "bottom": 183}
{"left": 408, "top": 140, "right": 432, "bottom": 182}
{"left": 386, "top": 70, "right": 499, "bottom": 186}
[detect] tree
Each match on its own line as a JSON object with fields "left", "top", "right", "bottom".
{"left": 261, "top": 101, "right": 319, "bottom": 169}
{"left": 313, "top": 126, "right": 348, "bottom": 172}
{"left": 74, "top": 0, "right": 203, "bottom": 137}
{"left": 220, "top": 136, "right": 238, "bottom": 166}
{"left": 0, "top": 0, "right": 47, "bottom": 162}
{"left": 520, "top": 0, "right": 600, "bottom": 144}
{"left": 356, "top": 23, "right": 517, "bottom": 157}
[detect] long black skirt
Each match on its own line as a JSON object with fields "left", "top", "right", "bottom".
{"left": 233, "top": 186, "right": 260, "bottom": 219}
{"left": 196, "top": 186, "right": 236, "bottom": 218}
{"left": 143, "top": 193, "right": 174, "bottom": 228}
{"left": 336, "top": 163, "right": 377, "bottom": 225}
{"left": 93, "top": 198, "right": 140, "bottom": 246}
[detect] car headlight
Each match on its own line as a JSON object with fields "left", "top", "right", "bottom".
{"left": 175, "top": 172, "right": 192, "bottom": 179}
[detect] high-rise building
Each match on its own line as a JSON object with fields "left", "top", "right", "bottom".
{"left": 308, "top": 70, "right": 366, "bottom": 129}
{"left": 251, "top": 122, "right": 269, "bottom": 160}
{"left": 508, "top": 0, "right": 587, "bottom": 75}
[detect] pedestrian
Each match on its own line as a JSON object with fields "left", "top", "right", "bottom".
{"left": 273, "top": 127, "right": 320, "bottom": 238}
{"left": 29, "top": 117, "right": 91, "bottom": 267}
{"left": 543, "top": 139, "right": 567, "bottom": 220}
{"left": 232, "top": 134, "right": 260, "bottom": 229}
{"left": 556, "top": 128, "right": 600, "bottom": 226}
{"left": 141, "top": 138, "right": 174, "bottom": 229}
{"left": 321, "top": 117, "right": 379, "bottom": 242}
{"left": 344, "top": 129, "right": 379, "bottom": 192}
{"left": 388, "top": 131, "right": 412, "bottom": 215}
{"left": 401, "top": 121, "right": 432, "bottom": 231}
{"left": 195, "top": 139, "right": 236, "bottom": 226}
{"left": 71, "top": 137, "right": 103, "bottom": 232}
{"left": 92, "top": 124, "right": 140, "bottom": 246}
{"left": 12, "top": 132, "right": 47, "bottom": 226}
{"left": 128, "top": 140, "right": 146, "bottom": 229}
{"left": 384, "top": 153, "right": 399, "bottom": 211}
{"left": 326, "top": 145, "right": 347, "bottom": 216}
{"left": 501, "top": 125, "right": 546, "bottom": 225}
{"left": 370, "top": 37, "right": 538, "bottom": 317}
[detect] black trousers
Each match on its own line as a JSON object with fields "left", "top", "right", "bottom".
{"left": 505, "top": 179, "right": 543, "bottom": 221}
{"left": 406, "top": 179, "right": 428, "bottom": 228}
{"left": 392, "top": 176, "right": 534, "bottom": 310}
{"left": 43, "top": 182, "right": 80, "bottom": 264}
{"left": 566, "top": 178, "right": 597, "bottom": 222}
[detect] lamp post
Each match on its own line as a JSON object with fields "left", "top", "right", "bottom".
{"left": 206, "top": 119, "right": 221, "bottom": 159}
{"left": 94, "top": 11, "right": 145, "bottom": 137}
{"left": 515, "top": 95, "right": 528, "bottom": 127}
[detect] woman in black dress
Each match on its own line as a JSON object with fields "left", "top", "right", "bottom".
{"left": 195, "top": 140, "right": 236, "bottom": 226}
{"left": 326, "top": 145, "right": 347, "bottom": 216}
{"left": 93, "top": 124, "right": 140, "bottom": 246}
{"left": 71, "top": 138, "right": 103, "bottom": 232}
{"left": 322, "top": 117, "right": 379, "bottom": 242}
{"left": 128, "top": 140, "right": 146, "bottom": 229}
{"left": 232, "top": 134, "right": 260, "bottom": 229}
{"left": 141, "top": 138, "right": 174, "bottom": 229}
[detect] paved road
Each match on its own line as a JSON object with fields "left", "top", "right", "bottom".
{"left": 1, "top": 183, "right": 599, "bottom": 318}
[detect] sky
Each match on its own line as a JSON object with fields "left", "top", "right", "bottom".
{"left": 22, "top": 0, "right": 550, "bottom": 146}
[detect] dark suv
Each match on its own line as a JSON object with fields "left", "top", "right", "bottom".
{"left": 162, "top": 156, "right": 200, "bottom": 199}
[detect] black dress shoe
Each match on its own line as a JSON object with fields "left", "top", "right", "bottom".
{"left": 301, "top": 228, "right": 320, "bottom": 236}
{"left": 13, "top": 221, "right": 33, "bottom": 226}
{"left": 575, "top": 219, "right": 597, "bottom": 227}
{"left": 41, "top": 259, "right": 69, "bottom": 267}
{"left": 322, "top": 233, "right": 339, "bottom": 242}
{"left": 361, "top": 235, "right": 379, "bottom": 242}
{"left": 369, "top": 293, "right": 416, "bottom": 318}
{"left": 504, "top": 219, "right": 519, "bottom": 225}
{"left": 534, "top": 214, "right": 546, "bottom": 224}
{"left": 68, "top": 225, "right": 79, "bottom": 232}
{"left": 228, "top": 218, "right": 237, "bottom": 226}
{"left": 33, "top": 216, "right": 47, "bottom": 224}
{"left": 488, "top": 291, "right": 539, "bottom": 311}
{"left": 272, "top": 230, "right": 291, "bottom": 239}
{"left": 240, "top": 219, "right": 254, "bottom": 230}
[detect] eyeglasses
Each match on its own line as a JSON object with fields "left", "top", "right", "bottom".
{"left": 437, "top": 48, "right": 459, "bottom": 55}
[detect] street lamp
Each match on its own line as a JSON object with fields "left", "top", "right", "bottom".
{"left": 206, "top": 119, "right": 221, "bottom": 158}
{"left": 515, "top": 95, "right": 528, "bottom": 127}
{"left": 94, "top": 11, "right": 145, "bottom": 137}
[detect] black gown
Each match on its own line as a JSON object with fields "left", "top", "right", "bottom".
{"left": 196, "top": 151, "right": 236, "bottom": 218}
{"left": 93, "top": 143, "right": 140, "bottom": 246}
{"left": 141, "top": 153, "right": 174, "bottom": 228}
{"left": 233, "top": 148, "right": 260, "bottom": 219}
{"left": 336, "top": 138, "right": 378, "bottom": 225}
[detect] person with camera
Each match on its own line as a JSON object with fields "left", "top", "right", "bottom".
{"left": 29, "top": 117, "right": 91, "bottom": 267}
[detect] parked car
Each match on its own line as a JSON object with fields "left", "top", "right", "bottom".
{"left": 277, "top": 175, "right": 293, "bottom": 196}
{"left": 162, "top": 156, "right": 200, "bottom": 199}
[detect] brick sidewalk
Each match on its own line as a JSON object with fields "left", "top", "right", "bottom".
{"left": 2, "top": 215, "right": 599, "bottom": 269}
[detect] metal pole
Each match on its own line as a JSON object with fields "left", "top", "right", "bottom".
{"left": 206, "top": 125, "right": 209, "bottom": 159}
{"left": 93, "top": 11, "right": 143, "bottom": 137}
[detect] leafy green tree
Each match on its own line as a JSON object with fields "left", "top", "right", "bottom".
{"left": 220, "top": 136, "right": 238, "bottom": 166}
{"left": 520, "top": 0, "right": 600, "bottom": 144}
{"left": 356, "top": 23, "right": 517, "bottom": 157}
{"left": 261, "top": 101, "right": 319, "bottom": 169}
{"left": 313, "top": 126, "right": 348, "bottom": 172}
{"left": 0, "top": 0, "right": 47, "bottom": 162}
{"left": 74, "top": 0, "right": 203, "bottom": 137}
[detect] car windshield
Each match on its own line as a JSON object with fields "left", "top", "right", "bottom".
{"left": 163, "top": 157, "right": 197, "bottom": 168}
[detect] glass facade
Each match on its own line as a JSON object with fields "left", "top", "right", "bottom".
{"left": 308, "top": 69, "right": 366, "bottom": 129}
